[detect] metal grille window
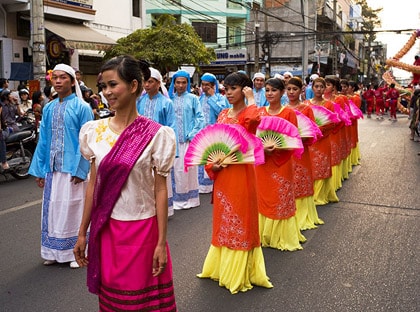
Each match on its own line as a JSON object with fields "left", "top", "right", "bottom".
{"left": 192, "top": 22, "right": 217, "bottom": 43}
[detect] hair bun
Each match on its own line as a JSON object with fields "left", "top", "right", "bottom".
{"left": 138, "top": 60, "right": 151, "bottom": 81}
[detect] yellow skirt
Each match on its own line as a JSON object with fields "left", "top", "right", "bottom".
{"left": 342, "top": 156, "right": 351, "bottom": 180}
{"left": 259, "top": 213, "right": 305, "bottom": 251}
{"left": 331, "top": 164, "right": 343, "bottom": 191}
{"left": 350, "top": 144, "right": 361, "bottom": 166}
{"left": 295, "top": 196, "right": 324, "bottom": 231}
{"left": 197, "top": 245, "right": 273, "bottom": 294}
{"left": 313, "top": 178, "right": 339, "bottom": 206}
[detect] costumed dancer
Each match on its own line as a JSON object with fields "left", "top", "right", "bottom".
{"left": 347, "top": 81, "right": 363, "bottom": 167}
{"left": 306, "top": 77, "right": 339, "bottom": 205}
{"left": 335, "top": 86, "right": 353, "bottom": 181}
{"left": 386, "top": 83, "right": 400, "bottom": 121}
{"left": 197, "top": 72, "right": 273, "bottom": 294}
{"left": 286, "top": 77, "right": 323, "bottom": 231}
{"left": 29, "top": 64, "right": 94, "bottom": 268}
{"left": 73, "top": 55, "right": 177, "bottom": 311}
{"left": 198, "top": 73, "right": 230, "bottom": 193}
{"left": 256, "top": 77, "right": 305, "bottom": 250}
{"left": 363, "top": 84, "right": 375, "bottom": 118}
{"left": 373, "top": 84, "right": 385, "bottom": 119}
{"left": 324, "top": 76, "right": 346, "bottom": 191}
{"left": 169, "top": 70, "right": 204, "bottom": 210}
{"left": 137, "top": 67, "right": 177, "bottom": 217}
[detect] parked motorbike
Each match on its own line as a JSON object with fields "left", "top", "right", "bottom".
{"left": 97, "top": 107, "right": 113, "bottom": 119}
{"left": 0, "top": 126, "right": 37, "bottom": 180}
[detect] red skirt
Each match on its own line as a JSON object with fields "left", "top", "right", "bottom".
{"left": 99, "top": 217, "right": 176, "bottom": 311}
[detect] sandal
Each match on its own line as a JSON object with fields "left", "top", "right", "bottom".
{"left": 2, "top": 162, "right": 9, "bottom": 170}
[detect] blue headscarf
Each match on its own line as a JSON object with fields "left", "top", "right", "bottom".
{"left": 201, "top": 73, "right": 219, "bottom": 93}
{"left": 169, "top": 70, "right": 191, "bottom": 99}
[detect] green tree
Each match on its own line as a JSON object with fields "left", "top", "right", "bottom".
{"left": 357, "top": 0, "right": 382, "bottom": 82}
{"left": 356, "top": 0, "right": 382, "bottom": 42}
{"left": 104, "top": 15, "right": 215, "bottom": 75}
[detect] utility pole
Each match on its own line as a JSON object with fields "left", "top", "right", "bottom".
{"left": 301, "top": 0, "right": 308, "bottom": 80}
{"left": 253, "top": 2, "right": 260, "bottom": 74}
{"left": 332, "top": 0, "right": 338, "bottom": 76}
{"left": 264, "top": 12, "right": 270, "bottom": 78}
{"left": 31, "top": 0, "right": 46, "bottom": 91}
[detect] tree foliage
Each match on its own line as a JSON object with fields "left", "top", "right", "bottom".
{"left": 104, "top": 15, "right": 215, "bottom": 75}
{"left": 356, "top": 0, "right": 382, "bottom": 42}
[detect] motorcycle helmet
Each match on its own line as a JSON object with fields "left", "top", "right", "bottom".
{"left": 0, "top": 89, "right": 11, "bottom": 102}
{"left": 19, "top": 88, "right": 30, "bottom": 95}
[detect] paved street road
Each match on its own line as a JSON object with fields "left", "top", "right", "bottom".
{"left": 1, "top": 113, "right": 419, "bottom": 311}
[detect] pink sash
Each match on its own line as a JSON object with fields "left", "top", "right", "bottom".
{"left": 87, "top": 116, "right": 161, "bottom": 294}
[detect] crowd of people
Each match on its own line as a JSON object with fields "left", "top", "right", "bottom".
{"left": 2, "top": 56, "right": 420, "bottom": 310}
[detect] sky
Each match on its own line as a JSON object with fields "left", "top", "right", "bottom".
{"left": 366, "top": 0, "right": 420, "bottom": 79}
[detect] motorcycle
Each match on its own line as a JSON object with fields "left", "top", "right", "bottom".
{"left": 0, "top": 123, "right": 37, "bottom": 180}
{"left": 97, "top": 107, "right": 113, "bottom": 119}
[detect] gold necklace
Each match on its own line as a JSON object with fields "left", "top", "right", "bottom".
{"left": 266, "top": 105, "right": 282, "bottom": 115}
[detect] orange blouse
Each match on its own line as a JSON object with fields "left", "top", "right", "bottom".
{"left": 291, "top": 104, "right": 315, "bottom": 198}
{"left": 255, "top": 106, "right": 297, "bottom": 220}
{"left": 305, "top": 99, "right": 333, "bottom": 180}
{"left": 209, "top": 105, "right": 261, "bottom": 250}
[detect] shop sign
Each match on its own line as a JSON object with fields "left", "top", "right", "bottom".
{"left": 50, "top": 0, "right": 93, "bottom": 9}
{"left": 211, "top": 49, "right": 247, "bottom": 65}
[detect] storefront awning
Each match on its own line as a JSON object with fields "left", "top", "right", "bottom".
{"left": 44, "top": 20, "right": 116, "bottom": 51}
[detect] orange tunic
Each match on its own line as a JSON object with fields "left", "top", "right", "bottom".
{"left": 349, "top": 94, "right": 361, "bottom": 147}
{"left": 305, "top": 100, "right": 335, "bottom": 180}
{"left": 256, "top": 106, "right": 297, "bottom": 220}
{"left": 334, "top": 95, "right": 351, "bottom": 160}
{"left": 210, "top": 105, "right": 261, "bottom": 250}
{"left": 292, "top": 104, "right": 315, "bottom": 198}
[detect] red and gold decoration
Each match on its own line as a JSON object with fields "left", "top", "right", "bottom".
{"left": 385, "top": 29, "right": 420, "bottom": 74}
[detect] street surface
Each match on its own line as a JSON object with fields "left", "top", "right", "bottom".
{"left": 1, "top": 113, "right": 419, "bottom": 312}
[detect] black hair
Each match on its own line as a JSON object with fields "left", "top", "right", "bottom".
{"left": 348, "top": 81, "right": 359, "bottom": 92}
{"left": 0, "top": 78, "right": 8, "bottom": 88}
{"left": 100, "top": 55, "right": 150, "bottom": 96}
{"left": 0, "top": 89, "right": 10, "bottom": 102}
{"left": 224, "top": 71, "right": 253, "bottom": 89}
{"left": 287, "top": 77, "right": 303, "bottom": 89}
{"left": 265, "top": 78, "right": 285, "bottom": 91}
{"left": 340, "top": 79, "right": 349, "bottom": 87}
{"left": 44, "top": 85, "right": 52, "bottom": 97}
{"left": 32, "top": 91, "right": 43, "bottom": 104}
{"left": 325, "top": 76, "right": 340, "bottom": 91}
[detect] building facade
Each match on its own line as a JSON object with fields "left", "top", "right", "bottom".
{"left": 144, "top": 0, "right": 258, "bottom": 81}
{"left": 0, "top": 0, "right": 143, "bottom": 89}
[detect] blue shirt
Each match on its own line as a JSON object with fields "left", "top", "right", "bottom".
{"left": 199, "top": 92, "right": 230, "bottom": 125}
{"left": 29, "top": 93, "right": 94, "bottom": 179}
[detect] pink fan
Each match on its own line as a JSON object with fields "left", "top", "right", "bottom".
{"left": 184, "top": 124, "right": 253, "bottom": 171}
{"left": 348, "top": 100, "right": 364, "bottom": 119}
{"left": 256, "top": 116, "right": 303, "bottom": 158}
{"left": 310, "top": 104, "right": 340, "bottom": 126}
{"left": 295, "top": 110, "right": 322, "bottom": 143}
{"left": 229, "top": 124, "right": 265, "bottom": 166}
{"left": 333, "top": 103, "right": 352, "bottom": 126}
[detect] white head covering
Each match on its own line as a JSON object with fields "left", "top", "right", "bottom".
{"left": 310, "top": 74, "right": 319, "bottom": 81}
{"left": 52, "top": 63, "right": 83, "bottom": 100}
{"left": 274, "top": 73, "right": 284, "bottom": 80}
{"left": 50, "top": 86, "right": 57, "bottom": 97}
{"left": 283, "top": 71, "right": 293, "bottom": 78}
{"left": 149, "top": 67, "right": 168, "bottom": 97}
{"left": 253, "top": 72, "right": 265, "bottom": 81}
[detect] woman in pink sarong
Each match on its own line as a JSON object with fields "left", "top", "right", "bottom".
{"left": 73, "top": 56, "right": 177, "bottom": 311}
